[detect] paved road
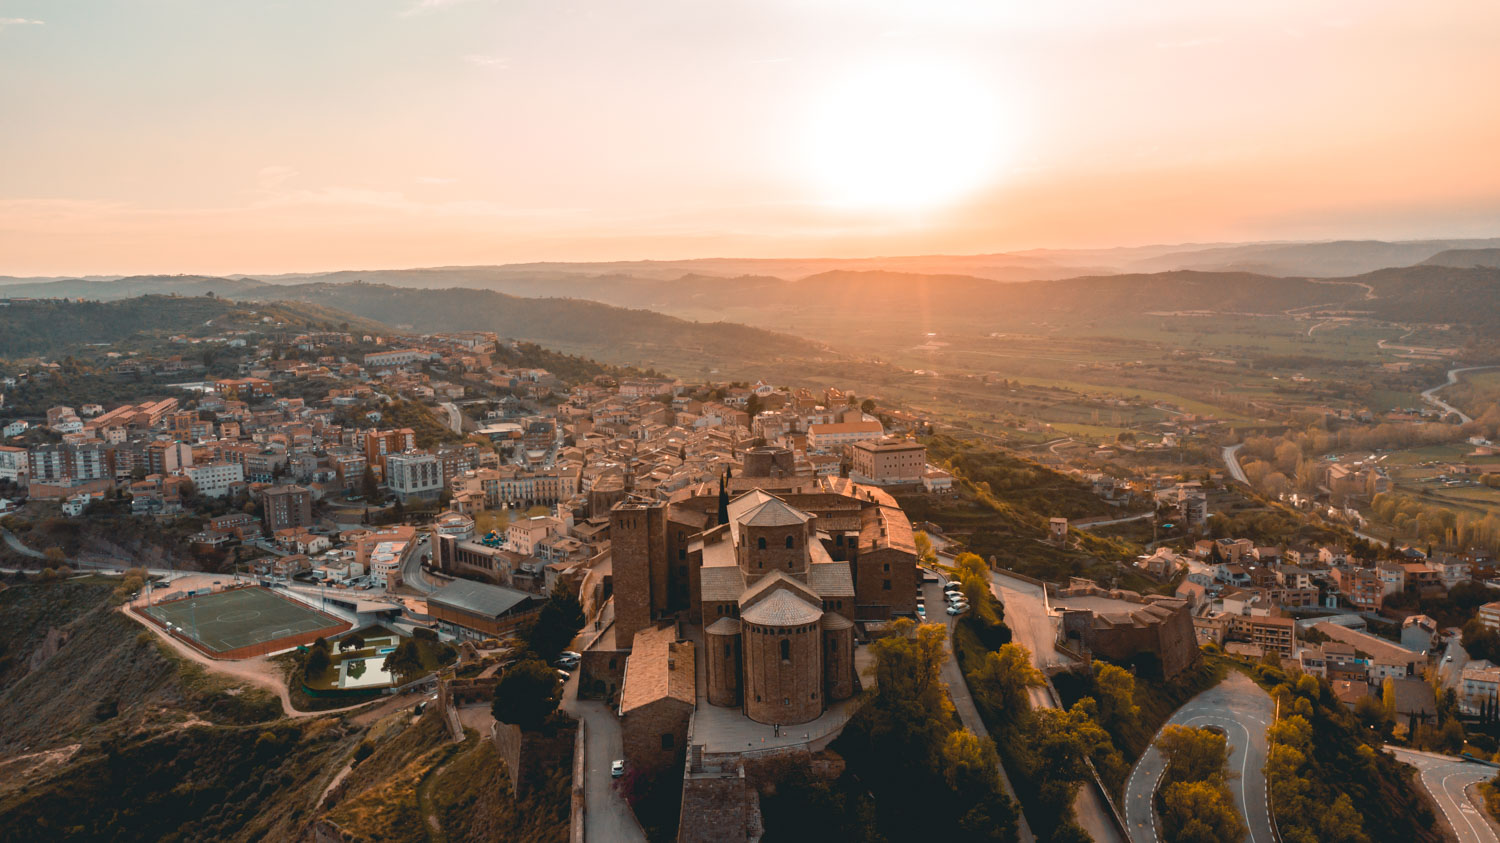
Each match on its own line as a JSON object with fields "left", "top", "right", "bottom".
{"left": 1439, "top": 637, "right": 1472, "bottom": 695}
{"left": 980, "top": 570, "right": 1122, "bottom": 842}
{"left": 1422, "top": 366, "right": 1500, "bottom": 425}
{"left": 559, "top": 682, "right": 646, "bottom": 842}
{"left": 925, "top": 577, "right": 1036, "bottom": 843}
{"left": 1222, "top": 443, "right": 1249, "bottom": 484}
{"left": 1124, "top": 672, "right": 1274, "bottom": 843}
{"left": 1078, "top": 511, "right": 1155, "bottom": 528}
{"left": 1, "top": 527, "right": 45, "bottom": 558}
{"left": 401, "top": 534, "right": 438, "bottom": 594}
{"left": 1388, "top": 747, "right": 1499, "bottom": 843}
{"left": 438, "top": 401, "right": 465, "bottom": 434}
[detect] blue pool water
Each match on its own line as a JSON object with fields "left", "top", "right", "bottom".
{"left": 378, "top": 647, "right": 397, "bottom": 655}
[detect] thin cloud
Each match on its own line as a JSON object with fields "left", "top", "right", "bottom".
{"left": 0, "top": 17, "right": 44, "bottom": 28}
{"left": 401, "top": 0, "right": 481, "bottom": 17}
{"left": 462, "top": 54, "right": 508, "bottom": 68}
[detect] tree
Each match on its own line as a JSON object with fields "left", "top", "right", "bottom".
{"left": 864, "top": 619, "right": 953, "bottom": 750}
{"left": 305, "top": 645, "right": 331, "bottom": 679}
{"left": 968, "top": 643, "right": 1042, "bottom": 726}
{"left": 1156, "top": 725, "right": 1230, "bottom": 786}
{"left": 341, "top": 632, "right": 366, "bottom": 652}
{"left": 360, "top": 465, "right": 380, "bottom": 502}
{"left": 860, "top": 398, "right": 877, "bottom": 415}
{"left": 1160, "top": 779, "right": 1242, "bottom": 843}
{"left": 914, "top": 531, "right": 937, "bottom": 567}
{"left": 1091, "top": 662, "right": 1140, "bottom": 733}
{"left": 491, "top": 658, "right": 563, "bottom": 730}
{"left": 382, "top": 638, "right": 424, "bottom": 681}
{"left": 525, "top": 578, "right": 587, "bottom": 661}
{"left": 43, "top": 546, "right": 66, "bottom": 566}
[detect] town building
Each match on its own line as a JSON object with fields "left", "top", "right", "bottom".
{"left": 260, "top": 484, "right": 313, "bottom": 533}
{"left": 848, "top": 437, "right": 926, "bottom": 486}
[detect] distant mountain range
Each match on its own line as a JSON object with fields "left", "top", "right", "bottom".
{"left": 6, "top": 241, "right": 1500, "bottom": 364}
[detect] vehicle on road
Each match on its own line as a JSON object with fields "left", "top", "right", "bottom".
{"left": 611, "top": 759, "right": 625, "bottom": 778}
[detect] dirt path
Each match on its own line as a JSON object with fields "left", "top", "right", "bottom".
{"left": 121, "top": 602, "right": 374, "bottom": 720}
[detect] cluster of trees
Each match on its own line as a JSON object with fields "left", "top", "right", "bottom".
{"left": 1254, "top": 659, "right": 1439, "bottom": 843}
{"left": 490, "top": 579, "right": 586, "bottom": 733}
{"left": 827, "top": 618, "right": 1020, "bottom": 842}
{"left": 1371, "top": 492, "right": 1500, "bottom": 552}
{"left": 1154, "top": 725, "right": 1242, "bottom": 843}
{"left": 959, "top": 637, "right": 1126, "bottom": 842}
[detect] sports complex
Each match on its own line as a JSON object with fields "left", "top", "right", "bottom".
{"left": 143, "top": 585, "right": 350, "bottom": 659}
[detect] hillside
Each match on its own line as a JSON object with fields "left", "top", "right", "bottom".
{"left": 241, "top": 282, "right": 842, "bottom": 376}
{"left": 0, "top": 295, "right": 383, "bottom": 359}
{"left": 1421, "top": 248, "right": 1500, "bottom": 269}
{"left": 0, "top": 274, "right": 271, "bottom": 301}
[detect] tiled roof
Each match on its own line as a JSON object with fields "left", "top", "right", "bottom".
{"left": 807, "top": 561, "right": 855, "bottom": 598}
{"left": 701, "top": 566, "right": 746, "bottom": 601}
{"left": 705, "top": 617, "right": 742, "bottom": 636}
{"left": 738, "top": 497, "right": 813, "bottom": 528}
{"left": 619, "top": 625, "right": 696, "bottom": 714}
{"left": 741, "top": 589, "right": 823, "bottom": 627}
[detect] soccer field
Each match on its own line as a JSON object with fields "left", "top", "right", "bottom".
{"left": 145, "top": 587, "right": 344, "bottom": 654}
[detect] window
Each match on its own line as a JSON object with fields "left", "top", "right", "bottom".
{"left": 883, "top": 563, "right": 890, "bottom": 572}
{"left": 786, "top": 535, "right": 795, "bottom": 549}
{"left": 883, "top": 579, "right": 892, "bottom": 590}
{"left": 758, "top": 537, "right": 767, "bottom": 550}
{"left": 780, "top": 639, "right": 791, "bottom": 661}
{"left": 661, "top": 733, "right": 674, "bottom": 750}
{"left": 724, "top": 643, "right": 732, "bottom": 658}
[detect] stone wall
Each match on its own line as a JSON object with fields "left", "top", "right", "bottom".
{"left": 743, "top": 619, "right": 823, "bottom": 725}
{"left": 578, "top": 645, "right": 627, "bottom": 701}
{"left": 621, "top": 697, "right": 693, "bottom": 775}
{"left": 493, "top": 721, "right": 576, "bottom": 797}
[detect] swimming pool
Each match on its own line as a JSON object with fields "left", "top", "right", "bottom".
{"left": 378, "top": 646, "right": 397, "bottom": 655}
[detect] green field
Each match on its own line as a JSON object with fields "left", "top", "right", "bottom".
{"left": 146, "top": 587, "right": 344, "bottom": 654}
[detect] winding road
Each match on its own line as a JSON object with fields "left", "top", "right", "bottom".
{"left": 1124, "top": 672, "right": 1274, "bottom": 843}
{"left": 1222, "top": 443, "right": 1248, "bottom": 484}
{"left": 1387, "top": 747, "right": 1499, "bottom": 843}
{"left": 1421, "top": 366, "right": 1500, "bottom": 424}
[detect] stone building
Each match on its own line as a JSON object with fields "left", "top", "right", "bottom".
{"left": 611, "top": 474, "right": 918, "bottom": 726}
{"left": 619, "top": 625, "right": 696, "bottom": 774}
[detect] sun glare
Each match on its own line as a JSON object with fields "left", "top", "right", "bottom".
{"left": 805, "top": 60, "right": 1005, "bottom": 211}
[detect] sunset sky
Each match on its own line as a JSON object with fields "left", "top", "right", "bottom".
{"left": 3, "top": 0, "right": 1499, "bottom": 276}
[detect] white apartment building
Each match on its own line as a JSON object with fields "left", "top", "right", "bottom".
{"left": 386, "top": 451, "right": 443, "bottom": 501}
{"left": 185, "top": 462, "right": 245, "bottom": 498}
{"left": 0, "top": 445, "right": 27, "bottom": 482}
{"left": 806, "top": 419, "right": 884, "bottom": 452}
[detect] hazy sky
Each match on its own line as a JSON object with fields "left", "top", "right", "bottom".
{"left": 3, "top": 0, "right": 1499, "bottom": 275}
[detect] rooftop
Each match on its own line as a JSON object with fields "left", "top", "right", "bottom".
{"left": 428, "top": 578, "right": 536, "bottom": 619}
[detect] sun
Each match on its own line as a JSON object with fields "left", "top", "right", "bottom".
{"left": 805, "top": 60, "right": 1005, "bottom": 211}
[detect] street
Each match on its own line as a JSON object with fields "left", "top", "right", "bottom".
{"left": 1388, "top": 747, "right": 1500, "bottom": 843}
{"left": 924, "top": 575, "right": 1037, "bottom": 843}
{"left": 559, "top": 683, "right": 646, "bottom": 843}
{"left": 1222, "top": 443, "right": 1249, "bottom": 485}
{"left": 979, "top": 569, "right": 1122, "bottom": 842}
{"left": 1123, "top": 672, "right": 1274, "bottom": 843}
{"left": 400, "top": 534, "right": 438, "bottom": 594}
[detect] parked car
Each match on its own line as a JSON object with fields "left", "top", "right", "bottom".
{"left": 555, "top": 669, "right": 571, "bottom": 682}
{"left": 560, "top": 650, "right": 583, "bottom": 661}
{"left": 943, "top": 582, "right": 962, "bottom": 592}
{"left": 916, "top": 605, "right": 927, "bottom": 618}
{"left": 554, "top": 658, "right": 579, "bottom": 671}
{"left": 611, "top": 759, "right": 625, "bottom": 778}
{"left": 946, "top": 604, "right": 968, "bottom": 615}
